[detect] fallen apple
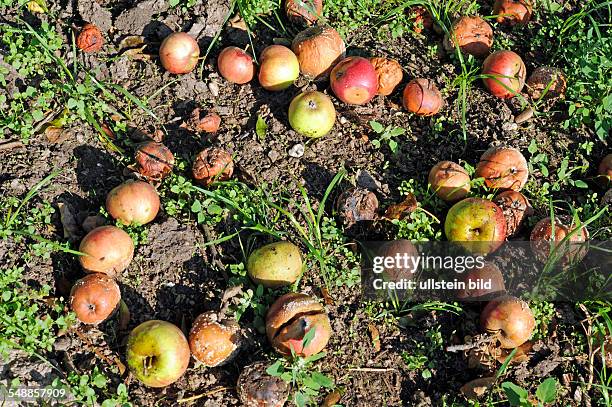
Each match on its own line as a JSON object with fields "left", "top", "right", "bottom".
{"left": 482, "top": 50, "right": 527, "bottom": 99}
{"left": 369, "top": 57, "right": 403, "bottom": 96}
{"left": 266, "top": 293, "right": 331, "bottom": 357}
{"left": 258, "top": 45, "right": 300, "bottom": 91}
{"left": 444, "top": 198, "right": 507, "bottom": 255}
{"left": 598, "top": 154, "right": 612, "bottom": 187}
{"left": 77, "top": 23, "right": 104, "bottom": 53}
{"left": 336, "top": 187, "right": 379, "bottom": 227}
{"left": 457, "top": 262, "right": 506, "bottom": 300}
{"left": 493, "top": 0, "right": 532, "bottom": 25}
{"left": 376, "top": 239, "right": 419, "bottom": 282}
{"left": 134, "top": 141, "right": 175, "bottom": 182}
{"left": 526, "top": 67, "right": 567, "bottom": 100}
{"left": 291, "top": 25, "right": 346, "bottom": 79}
{"left": 126, "top": 320, "right": 191, "bottom": 387}
{"left": 530, "top": 216, "right": 589, "bottom": 265}
{"left": 330, "top": 56, "right": 378, "bottom": 105}
{"left": 189, "top": 311, "right": 240, "bottom": 367}
{"left": 285, "top": 0, "right": 323, "bottom": 26}
{"left": 443, "top": 16, "right": 493, "bottom": 58}
{"left": 217, "top": 46, "right": 255, "bottom": 84}
{"left": 237, "top": 361, "right": 290, "bottom": 407}
{"left": 403, "top": 78, "right": 443, "bottom": 116}
{"left": 159, "top": 32, "right": 200, "bottom": 74}
{"left": 192, "top": 147, "right": 234, "bottom": 186}
{"left": 480, "top": 295, "right": 535, "bottom": 348}
{"left": 69, "top": 273, "right": 121, "bottom": 324}
{"left": 474, "top": 146, "right": 529, "bottom": 191}
{"left": 106, "top": 180, "right": 160, "bottom": 225}
{"left": 428, "top": 161, "right": 471, "bottom": 202}
{"left": 288, "top": 90, "right": 336, "bottom": 138}
{"left": 493, "top": 190, "right": 533, "bottom": 236}
{"left": 247, "top": 241, "right": 303, "bottom": 288}
{"left": 79, "top": 226, "right": 134, "bottom": 276}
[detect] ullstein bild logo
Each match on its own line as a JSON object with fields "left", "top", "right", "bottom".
{"left": 360, "top": 240, "right": 612, "bottom": 302}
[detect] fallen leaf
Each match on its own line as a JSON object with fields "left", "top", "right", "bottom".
{"left": 460, "top": 377, "right": 495, "bottom": 400}
{"left": 368, "top": 323, "right": 381, "bottom": 352}
{"left": 58, "top": 202, "right": 81, "bottom": 241}
{"left": 122, "top": 45, "right": 151, "bottom": 61}
{"left": 320, "top": 287, "right": 334, "bottom": 305}
{"left": 384, "top": 193, "right": 418, "bottom": 220}
{"left": 229, "top": 14, "right": 247, "bottom": 31}
{"left": 44, "top": 126, "right": 65, "bottom": 143}
{"left": 321, "top": 390, "right": 342, "bottom": 407}
{"left": 491, "top": 341, "right": 533, "bottom": 364}
{"left": 118, "top": 36, "right": 145, "bottom": 50}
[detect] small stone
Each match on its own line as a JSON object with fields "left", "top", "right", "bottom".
{"left": 208, "top": 81, "right": 220, "bottom": 97}
{"left": 268, "top": 150, "right": 280, "bottom": 162}
{"left": 53, "top": 336, "right": 71, "bottom": 351}
{"left": 502, "top": 122, "right": 518, "bottom": 132}
{"left": 515, "top": 107, "right": 534, "bottom": 124}
{"left": 288, "top": 144, "right": 304, "bottom": 158}
{"left": 339, "top": 116, "right": 348, "bottom": 125}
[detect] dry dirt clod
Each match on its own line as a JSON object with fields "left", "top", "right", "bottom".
{"left": 288, "top": 143, "right": 304, "bottom": 158}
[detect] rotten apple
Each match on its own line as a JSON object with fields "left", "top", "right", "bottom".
{"left": 443, "top": 16, "right": 493, "bottom": 58}
{"left": 189, "top": 311, "right": 241, "bottom": 367}
{"left": 285, "top": 0, "right": 323, "bottom": 26}
{"left": 192, "top": 147, "right": 234, "bottom": 186}
{"left": 493, "top": 0, "right": 533, "bottom": 25}
{"left": 69, "top": 273, "right": 121, "bottom": 324}
{"left": 291, "top": 25, "right": 346, "bottom": 79}
{"left": 474, "top": 146, "right": 529, "bottom": 191}
{"left": 369, "top": 57, "right": 403, "bottom": 96}
{"left": 126, "top": 320, "right": 191, "bottom": 387}
{"left": 77, "top": 23, "right": 104, "bottom": 53}
{"left": 330, "top": 56, "right": 378, "bottom": 105}
{"left": 598, "top": 154, "right": 612, "bottom": 187}
{"left": 159, "top": 32, "right": 200, "bottom": 74}
{"left": 526, "top": 67, "right": 567, "bottom": 100}
{"left": 288, "top": 91, "right": 336, "bottom": 138}
{"left": 217, "top": 46, "right": 255, "bottom": 84}
{"left": 493, "top": 190, "right": 533, "bottom": 236}
{"left": 237, "top": 361, "right": 290, "bottom": 407}
{"left": 336, "top": 187, "right": 379, "bottom": 227}
{"left": 402, "top": 78, "right": 443, "bottom": 116}
{"left": 258, "top": 45, "right": 300, "bottom": 91}
{"left": 134, "top": 141, "right": 175, "bottom": 182}
{"left": 428, "top": 161, "right": 471, "bottom": 202}
{"left": 444, "top": 198, "right": 507, "bottom": 255}
{"left": 106, "top": 180, "right": 160, "bottom": 225}
{"left": 79, "top": 226, "right": 134, "bottom": 276}
{"left": 482, "top": 50, "right": 527, "bottom": 99}
{"left": 480, "top": 295, "right": 535, "bottom": 348}
{"left": 247, "top": 241, "right": 303, "bottom": 288}
{"left": 530, "top": 216, "right": 589, "bottom": 265}
{"left": 266, "top": 293, "right": 331, "bottom": 357}
{"left": 409, "top": 6, "right": 433, "bottom": 34}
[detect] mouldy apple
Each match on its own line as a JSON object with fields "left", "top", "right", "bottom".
{"left": 217, "top": 46, "right": 255, "bottom": 84}
{"left": 285, "top": 0, "right": 323, "bottom": 26}
{"left": 444, "top": 198, "right": 507, "bottom": 255}
{"left": 443, "top": 16, "right": 493, "bottom": 58}
{"left": 159, "top": 32, "right": 200, "bottom": 74}
{"left": 330, "top": 56, "right": 378, "bottom": 105}
{"left": 530, "top": 216, "right": 589, "bottom": 265}
{"left": 258, "top": 45, "right": 300, "bottom": 91}
{"left": 335, "top": 187, "right": 379, "bottom": 227}
{"left": 192, "top": 147, "right": 234, "bottom": 186}
{"left": 288, "top": 91, "right": 336, "bottom": 138}
{"left": 493, "top": 0, "right": 533, "bottom": 25}
{"left": 402, "top": 78, "right": 443, "bottom": 116}
{"left": 134, "top": 141, "right": 175, "bottom": 182}
{"left": 482, "top": 51, "right": 527, "bottom": 99}
{"left": 106, "top": 180, "right": 160, "bottom": 225}
{"left": 597, "top": 153, "right": 612, "bottom": 187}
{"left": 526, "top": 67, "right": 567, "bottom": 100}
{"left": 70, "top": 273, "right": 121, "bottom": 324}
{"left": 247, "top": 241, "right": 303, "bottom": 288}
{"left": 369, "top": 57, "right": 403, "bottom": 96}
{"left": 266, "top": 293, "right": 331, "bottom": 357}
{"left": 126, "top": 320, "right": 191, "bottom": 387}
{"left": 457, "top": 262, "right": 506, "bottom": 300}
{"left": 77, "top": 23, "right": 104, "bottom": 53}
{"left": 189, "top": 311, "right": 240, "bottom": 367}
{"left": 474, "top": 146, "right": 529, "bottom": 191}
{"left": 291, "top": 25, "right": 346, "bottom": 79}
{"left": 480, "top": 295, "right": 535, "bottom": 348}
{"left": 79, "top": 226, "right": 134, "bottom": 276}
{"left": 493, "top": 190, "right": 533, "bottom": 236}
{"left": 237, "top": 361, "right": 290, "bottom": 407}
{"left": 428, "top": 161, "right": 471, "bottom": 202}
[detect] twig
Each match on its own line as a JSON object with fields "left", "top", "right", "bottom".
{"left": 200, "top": 224, "right": 229, "bottom": 280}
{"left": 0, "top": 140, "right": 24, "bottom": 151}
{"left": 177, "top": 386, "right": 231, "bottom": 403}
{"left": 446, "top": 335, "right": 495, "bottom": 352}
{"left": 579, "top": 303, "right": 595, "bottom": 391}
{"left": 348, "top": 367, "right": 396, "bottom": 372}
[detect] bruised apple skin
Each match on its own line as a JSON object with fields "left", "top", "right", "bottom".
{"left": 126, "top": 320, "right": 191, "bottom": 387}
{"left": 482, "top": 51, "right": 527, "bottom": 99}
{"left": 288, "top": 91, "right": 336, "bottom": 138}
{"left": 598, "top": 154, "right": 612, "bottom": 187}
{"left": 79, "top": 226, "right": 134, "bottom": 276}
{"left": 266, "top": 293, "right": 331, "bottom": 357}
{"left": 475, "top": 147, "right": 529, "bottom": 191}
{"left": 258, "top": 45, "right": 300, "bottom": 91}
{"left": 189, "top": 311, "right": 240, "bottom": 367}
{"left": 134, "top": 141, "right": 175, "bottom": 182}
{"left": 291, "top": 25, "right": 346, "bottom": 79}
{"left": 237, "top": 361, "right": 290, "bottom": 407}
{"left": 443, "top": 16, "right": 493, "bottom": 58}
{"left": 493, "top": 0, "right": 533, "bottom": 26}
{"left": 480, "top": 295, "right": 535, "bottom": 348}
{"left": 403, "top": 78, "right": 443, "bottom": 116}
{"left": 530, "top": 216, "right": 589, "bottom": 265}
{"left": 457, "top": 262, "right": 506, "bottom": 300}
{"left": 106, "top": 180, "right": 160, "bottom": 225}
{"left": 70, "top": 273, "right": 121, "bottom": 324}
{"left": 493, "top": 190, "right": 533, "bottom": 236}
{"left": 192, "top": 147, "right": 234, "bottom": 186}
{"left": 217, "top": 46, "right": 255, "bottom": 84}
{"left": 330, "top": 57, "right": 378, "bottom": 105}
{"left": 247, "top": 241, "right": 303, "bottom": 288}
{"left": 159, "top": 32, "right": 200, "bottom": 74}
{"left": 428, "top": 161, "right": 471, "bottom": 202}
{"left": 444, "top": 198, "right": 507, "bottom": 255}
{"left": 285, "top": 0, "right": 323, "bottom": 25}
{"left": 369, "top": 57, "right": 403, "bottom": 96}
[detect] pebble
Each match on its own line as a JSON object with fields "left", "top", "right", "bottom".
{"left": 208, "top": 81, "right": 219, "bottom": 97}
{"left": 288, "top": 143, "right": 304, "bottom": 158}
{"left": 515, "top": 107, "right": 534, "bottom": 124}
{"left": 502, "top": 122, "right": 518, "bottom": 132}
{"left": 339, "top": 116, "right": 348, "bottom": 125}
{"left": 267, "top": 150, "right": 280, "bottom": 162}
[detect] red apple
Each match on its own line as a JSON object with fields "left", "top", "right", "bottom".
{"left": 258, "top": 45, "right": 300, "bottom": 91}
{"left": 69, "top": 273, "right": 121, "bottom": 325}
{"left": 482, "top": 50, "right": 527, "bottom": 99}
{"left": 330, "top": 56, "right": 378, "bottom": 105}
{"left": 475, "top": 147, "right": 529, "bottom": 191}
{"left": 428, "top": 161, "right": 471, "bottom": 201}
{"left": 403, "top": 78, "right": 443, "bottom": 116}
{"left": 106, "top": 180, "right": 160, "bottom": 225}
{"left": 480, "top": 296, "right": 535, "bottom": 348}
{"left": 126, "top": 320, "right": 191, "bottom": 387}
{"left": 530, "top": 216, "right": 589, "bottom": 265}
{"left": 444, "top": 198, "right": 507, "bottom": 255}
{"left": 79, "top": 226, "right": 134, "bottom": 276}
{"left": 159, "top": 32, "right": 200, "bottom": 74}
{"left": 217, "top": 46, "right": 254, "bottom": 84}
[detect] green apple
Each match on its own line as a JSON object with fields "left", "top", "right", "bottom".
{"left": 444, "top": 197, "right": 507, "bottom": 255}
{"left": 126, "top": 320, "right": 191, "bottom": 387}
{"left": 288, "top": 91, "right": 336, "bottom": 138}
{"left": 247, "top": 241, "right": 302, "bottom": 288}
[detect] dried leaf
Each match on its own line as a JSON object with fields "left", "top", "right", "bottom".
{"left": 58, "top": 202, "right": 81, "bottom": 241}
{"left": 113, "top": 356, "right": 127, "bottom": 375}
{"left": 229, "top": 14, "right": 247, "bottom": 31}
{"left": 460, "top": 377, "right": 495, "bottom": 400}
{"left": 492, "top": 341, "right": 533, "bottom": 364}
{"left": 122, "top": 45, "right": 151, "bottom": 60}
{"left": 118, "top": 36, "right": 145, "bottom": 50}
{"left": 322, "top": 390, "right": 342, "bottom": 407}
{"left": 368, "top": 323, "right": 381, "bottom": 352}
{"left": 44, "top": 126, "right": 65, "bottom": 143}
{"left": 320, "top": 287, "right": 334, "bottom": 305}
{"left": 384, "top": 193, "right": 418, "bottom": 220}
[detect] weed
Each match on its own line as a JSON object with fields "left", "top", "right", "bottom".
{"left": 401, "top": 325, "right": 445, "bottom": 379}
{"left": 52, "top": 366, "right": 132, "bottom": 406}
{"left": 501, "top": 378, "right": 558, "bottom": 406}
{"left": 392, "top": 179, "right": 443, "bottom": 241}
{"left": 369, "top": 120, "right": 406, "bottom": 154}
{"left": 530, "top": 301, "right": 556, "bottom": 340}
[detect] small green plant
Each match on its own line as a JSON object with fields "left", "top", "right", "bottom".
{"left": 266, "top": 329, "right": 334, "bottom": 407}
{"left": 53, "top": 367, "right": 132, "bottom": 406}
{"left": 393, "top": 179, "right": 443, "bottom": 241}
{"left": 401, "top": 325, "right": 445, "bottom": 379}
{"left": 529, "top": 301, "right": 556, "bottom": 340}
{"left": 369, "top": 120, "right": 406, "bottom": 154}
{"left": 501, "top": 378, "right": 558, "bottom": 406}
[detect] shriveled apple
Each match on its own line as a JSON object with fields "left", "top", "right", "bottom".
{"left": 493, "top": 190, "right": 533, "bottom": 236}
{"left": 526, "top": 67, "right": 567, "bottom": 100}
{"left": 237, "top": 361, "right": 290, "bottom": 407}
{"left": 480, "top": 295, "right": 535, "bottom": 348}
{"left": 291, "top": 25, "right": 345, "bottom": 79}
{"left": 443, "top": 16, "right": 493, "bottom": 58}
{"left": 493, "top": 0, "right": 532, "bottom": 25}
{"left": 428, "top": 161, "right": 471, "bottom": 201}
{"left": 189, "top": 311, "right": 240, "bottom": 367}
{"left": 335, "top": 187, "right": 379, "bottom": 227}
{"left": 530, "top": 216, "right": 589, "bottom": 265}
{"left": 369, "top": 57, "right": 403, "bottom": 96}
{"left": 192, "top": 147, "right": 234, "bottom": 186}
{"left": 285, "top": 0, "right": 323, "bottom": 25}
{"left": 475, "top": 147, "right": 529, "bottom": 191}
{"left": 402, "top": 78, "right": 443, "bottom": 116}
